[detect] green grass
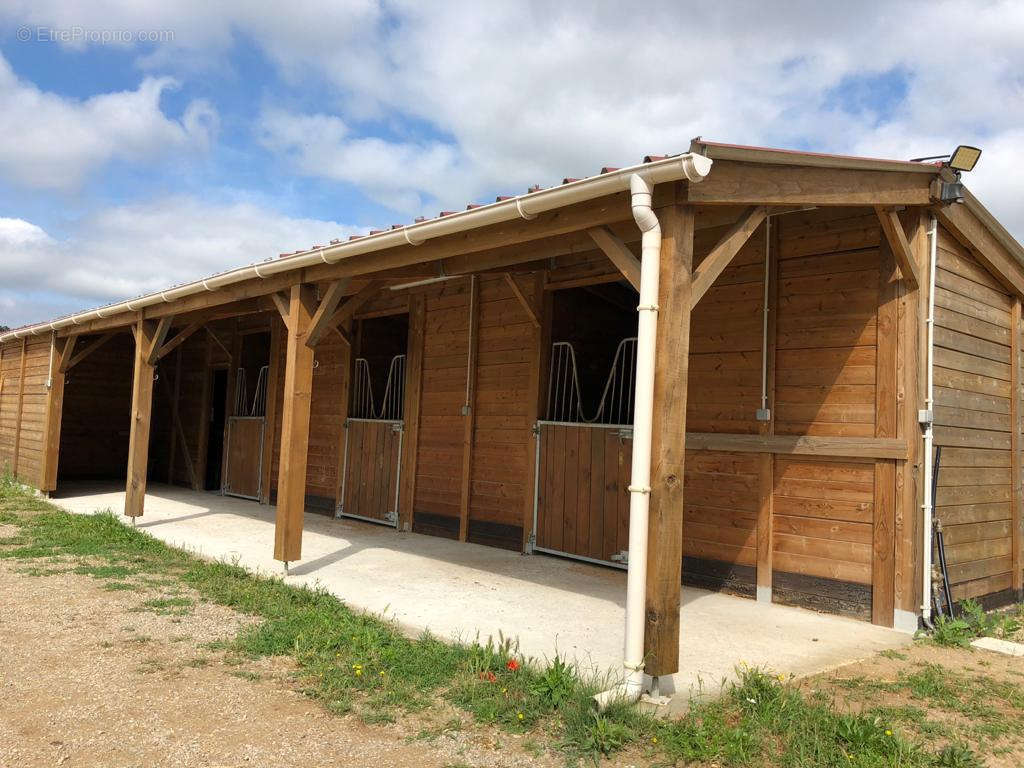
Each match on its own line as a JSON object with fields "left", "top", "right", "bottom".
{"left": 929, "top": 599, "right": 1022, "bottom": 648}
{"left": 0, "top": 474, "right": 1019, "bottom": 766}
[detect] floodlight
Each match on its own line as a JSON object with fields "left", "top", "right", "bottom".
{"left": 948, "top": 145, "right": 981, "bottom": 172}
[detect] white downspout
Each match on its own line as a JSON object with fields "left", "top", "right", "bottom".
{"left": 594, "top": 157, "right": 711, "bottom": 709}
{"left": 921, "top": 216, "right": 938, "bottom": 626}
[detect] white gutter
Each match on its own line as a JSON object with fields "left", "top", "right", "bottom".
{"left": 0, "top": 153, "right": 712, "bottom": 344}
{"left": 594, "top": 155, "right": 713, "bottom": 710}
{"left": 921, "top": 215, "right": 939, "bottom": 626}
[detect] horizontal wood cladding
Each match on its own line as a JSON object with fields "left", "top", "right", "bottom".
{"left": 774, "top": 210, "right": 881, "bottom": 438}
{"left": 0, "top": 337, "right": 50, "bottom": 484}
{"left": 0, "top": 340, "right": 22, "bottom": 473}
{"left": 413, "top": 279, "right": 470, "bottom": 528}
{"left": 932, "top": 228, "right": 1016, "bottom": 602}
{"left": 686, "top": 214, "right": 765, "bottom": 434}
{"left": 772, "top": 456, "right": 875, "bottom": 587}
{"left": 683, "top": 450, "right": 758, "bottom": 576}
{"left": 466, "top": 275, "right": 537, "bottom": 548}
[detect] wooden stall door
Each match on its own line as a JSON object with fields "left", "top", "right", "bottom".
{"left": 534, "top": 423, "right": 632, "bottom": 565}
{"left": 223, "top": 417, "right": 265, "bottom": 499}
{"left": 340, "top": 418, "right": 403, "bottom": 525}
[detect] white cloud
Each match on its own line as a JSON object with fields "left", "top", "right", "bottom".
{"left": 1, "top": 0, "right": 1024, "bottom": 285}
{"left": 258, "top": 109, "right": 473, "bottom": 213}
{"left": 0, "top": 201, "right": 354, "bottom": 328}
{"left": 0, "top": 54, "right": 217, "bottom": 190}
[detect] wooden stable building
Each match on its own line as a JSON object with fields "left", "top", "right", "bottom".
{"left": 2, "top": 141, "right": 1023, "bottom": 680}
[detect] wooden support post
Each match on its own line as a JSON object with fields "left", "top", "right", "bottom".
{"left": 167, "top": 347, "right": 183, "bottom": 483}
{"left": 522, "top": 272, "right": 548, "bottom": 552}
{"left": 195, "top": 332, "right": 214, "bottom": 491}
{"left": 260, "top": 318, "right": 283, "bottom": 505}
{"left": 12, "top": 338, "right": 26, "bottom": 480}
{"left": 125, "top": 318, "right": 159, "bottom": 518}
{"left": 220, "top": 319, "right": 241, "bottom": 492}
{"left": 644, "top": 203, "right": 694, "bottom": 677}
{"left": 756, "top": 215, "right": 778, "bottom": 603}
{"left": 332, "top": 315, "right": 354, "bottom": 513}
{"left": 1012, "top": 298, "right": 1022, "bottom": 597}
{"left": 872, "top": 238, "right": 899, "bottom": 626}
{"left": 894, "top": 211, "right": 927, "bottom": 627}
{"left": 458, "top": 276, "right": 481, "bottom": 542}
{"left": 40, "top": 334, "right": 70, "bottom": 492}
{"left": 397, "top": 292, "right": 426, "bottom": 531}
{"left": 274, "top": 284, "right": 317, "bottom": 563}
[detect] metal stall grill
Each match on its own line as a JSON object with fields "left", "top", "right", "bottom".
{"left": 338, "top": 354, "right": 406, "bottom": 526}
{"left": 223, "top": 365, "right": 269, "bottom": 500}
{"left": 532, "top": 338, "right": 637, "bottom": 567}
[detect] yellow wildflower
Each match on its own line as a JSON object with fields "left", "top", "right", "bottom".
{"left": 517, "top": 712, "right": 524, "bottom": 721}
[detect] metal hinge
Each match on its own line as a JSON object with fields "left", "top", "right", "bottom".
{"left": 615, "top": 427, "right": 633, "bottom": 440}
{"left": 392, "top": 422, "right": 404, "bottom": 433}
{"left": 385, "top": 509, "right": 398, "bottom": 523}
{"left": 610, "top": 550, "right": 629, "bottom": 565}
{"left": 532, "top": 422, "right": 541, "bottom": 436}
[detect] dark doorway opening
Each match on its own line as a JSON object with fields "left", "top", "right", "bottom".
{"left": 547, "top": 281, "right": 638, "bottom": 422}
{"left": 204, "top": 368, "right": 228, "bottom": 491}
{"left": 352, "top": 314, "right": 409, "bottom": 418}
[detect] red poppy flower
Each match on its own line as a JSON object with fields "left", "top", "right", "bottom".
{"left": 506, "top": 659, "right": 520, "bottom": 672}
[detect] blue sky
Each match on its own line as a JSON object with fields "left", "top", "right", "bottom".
{"left": 1, "top": 1, "right": 1022, "bottom": 328}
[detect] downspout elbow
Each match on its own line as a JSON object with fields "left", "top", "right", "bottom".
{"left": 630, "top": 174, "right": 660, "bottom": 235}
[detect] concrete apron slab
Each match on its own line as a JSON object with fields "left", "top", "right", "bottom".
{"left": 52, "top": 482, "right": 910, "bottom": 704}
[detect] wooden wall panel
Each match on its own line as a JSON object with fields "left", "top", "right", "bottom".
{"left": 466, "top": 275, "right": 536, "bottom": 548}
{"left": 774, "top": 211, "right": 880, "bottom": 438}
{"left": 933, "top": 229, "right": 1016, "bottom": 602}
{"left": 0, "top": 339, "right": 22, "bottom": 473}
{"left": 57, "top": 333, "right": 135, "bottom": 481}
{"left": 8, "top": 337, "right": 50, "bottom": 484}
{"left": 412, "top": 279, "right": 471, "bottom": 536}
{"left": 686, "top": 217, "right": 765, "bottom": 434}
{"left": 683, "top": 450, "right": 758, "bottom": 591}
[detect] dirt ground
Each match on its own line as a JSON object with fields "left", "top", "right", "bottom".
{"left": 0, "top": 557, "right": 572, "bottom": 768}
{"left": 2, "top": 517, "right": 1021, "bottom": 768}
{"left": 807, "top": 638, "right": 1024, "bottom": 768}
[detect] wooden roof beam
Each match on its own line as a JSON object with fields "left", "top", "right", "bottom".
{"left": 686, "top": 161, "right": 935, "bottom": 206}
{"left": 59, "top": 332, "right": 116, "bottom": 372}
{"left": 270, "top": 291, "right": 291, "bottom": 330}
{"left": 690, "top": 206, "right": 767, "bottom": 309}
{"left": 144, "top": 317, "right": 174, "bottom": 365}
{"left": 586, "top": 226, "right": 640, "bottom": 290}
{"left": 330, "top": 280, "right": 386, "bottom": 328}
{"left": 305, "top": 278, "right": 352, "bottom": 348}
{"left": 152, "top": 320, "right": 204, "bottom": 363}
{"left": 875, "top": 206, "right": 920, "bottom": 288}
{"left": 503, "top": 273, "right": 541, "bottom": 328}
